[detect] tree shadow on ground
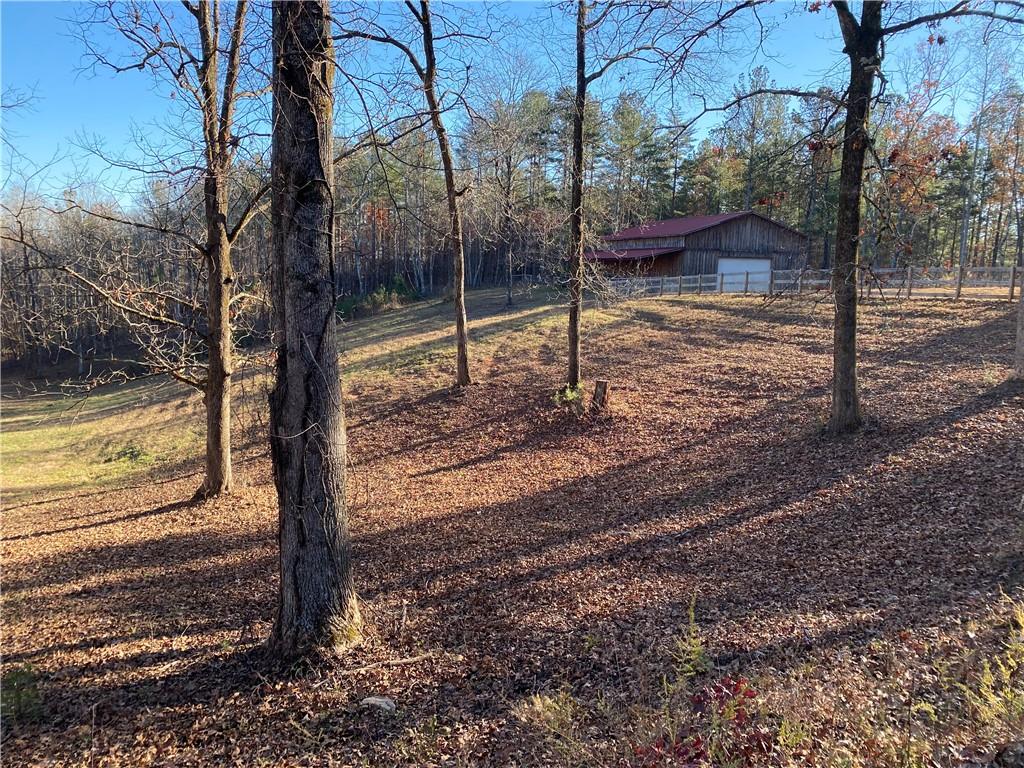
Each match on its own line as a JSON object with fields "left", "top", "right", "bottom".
{"left": 0, "top": 499, "right": 193, "bottom": 543}
{"left": 0, "top": 377, "right": 194, "bottom": 435}
{"left": 4, "top": 297, "right": 1022, "bottom": 766}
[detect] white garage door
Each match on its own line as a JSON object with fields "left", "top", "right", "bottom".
{"left": 717, "top": 257, "right": 771, "bottom": 293}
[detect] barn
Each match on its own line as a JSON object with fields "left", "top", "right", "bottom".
{"left": 587, "top": 211, "right": 807, "bottom": 289}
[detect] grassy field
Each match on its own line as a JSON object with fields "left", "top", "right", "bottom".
{"left": 0, "top": 288, "right": 571, "bottom": 504}
{"left": 0, "top": 378, "right": 204, "bottom": 505}
{"left": 2, "top": 288, "right": 1023, "bottom": 767}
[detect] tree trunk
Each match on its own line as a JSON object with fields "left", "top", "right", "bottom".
{"left": 269, "top": 0, "right": 360, "bottom": 659}
{"left": 1016, "top": 106, "right": 1024, "bottom": 376}
{"left": 1016, "top": 288, "right": 1024, "bottom": 378}
{"left": 803, "top": 148, "right": 819, "bottom": 263}
{"left": 1010, "top": 110, "right": 1024, "bottom": 267}
{"left": 828, "top": 1, "right": 881, "bottom": 434}
{"left": 420, "top": 0, "right": 470, "bottom": 386}
{"left": 991, "top": 204, "right": 1004, "bottom": 266}
{"left": 200, "top": 227, "right": 233, "bottom": 498}
{"left": 187, "top": 0, "right": 251, "bottom": 498}
{"left": 566, "top": 0, "right": 587, "bottom": 391}
{"left": 744, "top": 120, "right": 755, "bottom": 210}
{"left": 504, "top": 153, "right": 514, "bottom": 309}
{"left": 1017, "top": 213, "right": 1023, "bottom": 268}
{"left": 822, "top": 153, "right": 833, "bottom": 269}
{"left": 958, "top": 55, "right": 991, "bottom": 268}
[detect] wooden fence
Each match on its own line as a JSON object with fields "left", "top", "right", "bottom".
{"left": 606, "top": 265, "right": 1023, "bottom": 303}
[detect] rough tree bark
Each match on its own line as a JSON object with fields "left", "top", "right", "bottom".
{"left": 566, "top": 0, "right": 587, "bottom": 391}
{"left": 268, "top": 0, "right": 360, "bottom": 658}
{"left": 192, "top": 0, "right": 247, "bottom": 498}
{"left": 203, "top": 225, "right": 233, "bottom": 497}
{"left": 823, "top": 1, "right": 1023, "bottom": 427}
{"left": 827, "top": 0, "right": 882, "bottom": 435}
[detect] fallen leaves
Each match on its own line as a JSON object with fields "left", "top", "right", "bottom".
{"left": 2, "top": 295, "right": 1022, "bottom": 766}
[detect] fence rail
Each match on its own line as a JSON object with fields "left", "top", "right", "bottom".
{"left": 606, "top": 265, "right": 1023, "bottom": 302}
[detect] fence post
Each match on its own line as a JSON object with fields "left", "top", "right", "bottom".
{"left": 797, "top": 272, "right": 803, "bottom": 294}
{"left": 660, "top": 277, "right": 665, "bottom": 296}
{"left": 718, "top": 273, "right": 724, "bottom": 294}
{"left": 677, "top": 275, "right": 683, "bottom": 296}
{"left": 906, "top": 265, "right": 912, "bottom": 299}
{"left": 1011, "top": 265, "right": 1018, "bottom": 303}
{"left": 697, "top": 274, "right": 703, "bottom": 295}
{"left": 768, "top": 270, "right": 775, "bottom": 296}
{"left": 743, "top": 272, "right": 749, "bottom": 296}
{"left": 955, "top": 264, "right": 965, "bottom": 300}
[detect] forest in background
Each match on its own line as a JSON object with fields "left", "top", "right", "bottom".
{"left": 2, "top": 2, "right": 1022, "bottom": 378}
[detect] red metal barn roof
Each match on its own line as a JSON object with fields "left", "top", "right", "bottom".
{"left": 602, "top": 211, "right": 807, "bottom": 242}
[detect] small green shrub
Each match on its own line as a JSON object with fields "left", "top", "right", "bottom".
{"left": 958, "top": 598, "right": 1024, "bottom": 732}
{"left": 105, "top": 443, "right": 149, "bottom": 463}
{"left": 553, "top": 385, "right": 584, "bottom": 414}
{"left": 670, "top": 592, "right": 713, "bottom": 684}
{"left": 516, "top": 690, "right": 592, "bottom": 765}
{"left": 776, "top": 714, "right": 810, "bottom": 753}
{"left": 581, "top": 632, "right": 602, "bottom": 654}
{"left": 1, "top": 665, "right": 43, "bottom": 725}
{"left": 336, "top": 277, "right": 419, "bottom": 320}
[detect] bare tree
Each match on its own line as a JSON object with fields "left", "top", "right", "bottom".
{"left": 564, "top": 0, "right": 763, "bottom": 391}
{"left": 826, "top": 0, "right": 1024, "bottom": 434}
{"left": 338, "top": 0, "right": 485, "bottom": 387}
{"left": 268, "top": 0, "right": 360, "bottom": 658}
{"left": 956, "top": 40, "right": 998, "bottom": 269}
{"left": 566, "top": 0, "right": 588, "bottom": 392}
{"left": 463, "top": 51, "right": 545, "bottom": 308}
{"left": 47, "top": 0, "right": 271, "bottom": 496}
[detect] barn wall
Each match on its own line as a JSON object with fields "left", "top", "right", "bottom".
{"left": 646, "top": 254, "right": 685, "bottom": 276}
{"left": 683, "top": 215, "right": 806, "bottom": 273}
{"left": 682, "top": 251, "right": 718, "bottom": 275}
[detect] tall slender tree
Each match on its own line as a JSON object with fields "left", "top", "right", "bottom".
{"left": 269, "top": 0, "right": 360, "bottom": 658}
{"left": 826, "top": 0, "right": 1024, "bottom": 434}
{"left": 564, "top": 0, "right": 762, "bottom": 391}
{"left": 28, "top": 0, "right": 272, "bottom": 499}
{"left": 567, "top": 0, "right": 587, "bottom": 391}
{"left": 338, "top": 0, "right": 476, "bottom": 387}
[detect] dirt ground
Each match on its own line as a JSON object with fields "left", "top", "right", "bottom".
{"left": 2, "top": 291, "right": 1023, "bottom": 767}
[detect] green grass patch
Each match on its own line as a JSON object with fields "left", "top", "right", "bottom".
{"left": 1, "top": 665, "right": 43, "bottom": 725}
{"left": 0, "top": 379, "right": 201, "bottom": 505}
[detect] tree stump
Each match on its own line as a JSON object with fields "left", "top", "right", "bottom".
{"left": 592, "top": 379, "right": 610, "bottom": 411}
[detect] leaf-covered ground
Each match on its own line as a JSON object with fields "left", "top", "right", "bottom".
{"left": 3, "top": 291, "right": 1023, "bottom": 767}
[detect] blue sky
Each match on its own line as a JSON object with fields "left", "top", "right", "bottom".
{"left": 2, "top": 1, "right": 169, "bottom": 187}
{"left": 1, "top": 1, "right": 933, "bottom": 196}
